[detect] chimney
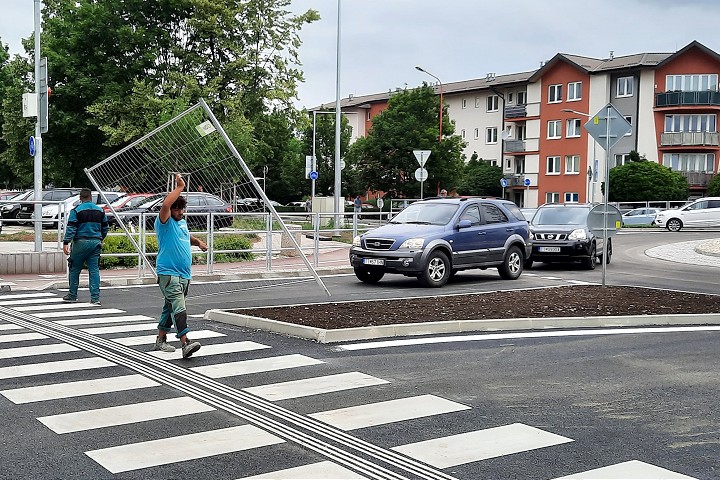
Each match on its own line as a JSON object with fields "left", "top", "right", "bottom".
{"left": 486, "top": 73, "right": 496, "bottom": 81}
{"left": 609, "top": 50, "right": 614, "bottom": 60}
{"left": 348, "top": 93, "right": 354, "bottom": 100}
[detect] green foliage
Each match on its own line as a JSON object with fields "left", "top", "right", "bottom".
{"left": 301, "top": 112, "right": 353, "bottom": 197}
{"left": 608, "top": 161, "right": 689, "bottom": 202}
{"left": 458, "top": 154, "right": 503, "bottom": 197}
{"left": 0, "top": 53, "right": 35, "bottom": 188}
{"left": 347, "top": 84, "right": 465, "bottom": 198}
{"left": 201, "top": 234, "right": 253, "bottom": 264}
{"left": 706, "top": 173, "right": 720, "bottom": 196}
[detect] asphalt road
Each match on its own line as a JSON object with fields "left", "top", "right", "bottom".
{"left": 0, "top": 229, "right": 718, "bottom": 479}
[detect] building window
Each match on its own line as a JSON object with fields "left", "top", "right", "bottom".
{"left": 461, "top": 129, "right": 466, "bottom": 139}
{"left": 488, "top": 159, "right": 498, "bottom": 167}
{"left": 487, "top": 95, "right": 499, "bottom": 112}
{"left": 486, "top": 127, "right": 498, "bottom": 144}
{"left": 549, "top": 84, "right": 562, "bottom": 103}
{"left": 547, "top": 120, "right": 562, "bottom": 139}
{"left": 662, "top": 153, "right": 715, "bottom": 172}
{"left": 566, "top": 118, "right": 581, "bottom": 138}
{"left": 614, "top": 153, "right": 631, "bottom": 167}
{"left": 617, "top": 76, "right": 634, "bottom": 97}
{"left": 666, "top": 74, "right": 719, "bottom": 92}
{"left": 366, "top": 111, "right": 371, "bottom": 121}
{"left": 462, "top": 98, "right": 467, "bottom": 109}
{"left": 664, "top": 114, "right": 717, "bottom": 133}
{"left": 547, "top": 156, "right": 561, "bottom": 174}
{"left": 516, "top": 125, "right": 527, "bottom": 141}
{"left": 564, "top": 192, "right": 579, "bottom": 203}
{"left": 546, "top": 192, "right": 560, "bottom": 203}
{"left": 475, "top": 96, "right": 481, "bottom": 108}
{"left": 567, "top": 81, "right": 582, "bottom": 101}
{"left": 474, "top": 128, "right": 479, "bottom": 140}
{"left": 506, "top": 158, "right": 512, "bottom": 169}
{"left": 565, "top": 155, "right": 580, "bottom": 174}
{"left": 517, "top": 91, "right": 527, "bottom": 105}
{"left": 624, "top": 116, "right": 632, "bottom": 136}
{"left": 508, "top": 92, "right": 514, "bottom": 103}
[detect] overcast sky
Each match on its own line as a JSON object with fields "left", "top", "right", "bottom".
{"left": 3, "top": 0, "right": 720, "bottom": 109}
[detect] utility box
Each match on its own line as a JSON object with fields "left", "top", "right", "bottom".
{"left": 22, "top": 93, "right": 37, "bottom": 117}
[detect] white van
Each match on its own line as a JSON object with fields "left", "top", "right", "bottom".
{"left": 654, "top": 197, "right": 720, "bottom": 231}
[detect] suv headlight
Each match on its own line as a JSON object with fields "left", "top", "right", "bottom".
{"left": 352, "top": 236, "right": 361, "bottom": 247}
{"left": 399, "top": 238, "right": 425, "bottom": 249}
{"left": 568, "top": 229, "right": 587, "bottom": 240}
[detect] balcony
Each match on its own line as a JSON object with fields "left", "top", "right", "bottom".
{"left": 660, "top": 132, "right": 719, "bottom": 147}
{"left": 679, "top": 171, "right": 714, "bottom": 187}
{"left": 656, "top": 90, "right": 720, "bottom": 107}
{"left": 505, "top": 105, "right": 527, "bottom": 119}
{"left": 504, "top": 139, "right": 526, "bottom": 153}
{"left": 502, "top": 174, "right": 526, "bottom": 186}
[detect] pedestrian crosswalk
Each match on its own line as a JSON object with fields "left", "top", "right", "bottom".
{"left": 0, "top": 292, "right": 701, "bottom": 479}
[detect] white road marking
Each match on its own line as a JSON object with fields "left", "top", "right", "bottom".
{"left": 0, "top": 297, "right": 65, "bottom": 306}
{"left": 0, "top": 324, "right": 23, "bottom": 331}
{"left": 0, "top": 374, "right": 159, "bottom": 404}
{"left": 191, "top": 354, "right": 323, "bottom": 379}
{"left": 85, "top": 425, "right": 284, "bottom": 473}
{"left": 12, "top": 302, "right": 102, "bottom": 311}
{"left": 551, "top": 460, "right": 697, "bottom": 479}
{"left": 38, "top": 396, "right": 215, "bottom": 434}
{"left": 148, "top": 341, "right": 271, "bottom": 359}
{"left": 56, "top": 315, "right": 154, "bottom": 326}
{"left": 244, "top": 372, "right": 390, "bottom": 401}
{"left": 0, "top": 332, "right": 47, "bottom": 343}
{"left": 112, "top": 329, "right": 225, "bottom": 346}
{"left": 0, "top": 357, "right": 116, "bottom": 380}
{"left": 33, "top": 308, "right": 125, "bottom": 318}
{"left": 393, "top": 423, "right": 572, "bottom": 468}
{"left": 0, "top": 342, "right": 78, "bottom": 359}
{"left": 240, "top": 461, "right": 368, "bottom": 479}
{"left": 81, "top": 323, "right": 159, "bottom": 335}
{"left": 339, "top": 326, "right": 720, "bottom": 351}
{"left": 309, "top": 394, "right": 471, "bottom": 431}
{"left": 0, "top": 292, "right": 56, "bottom": 300}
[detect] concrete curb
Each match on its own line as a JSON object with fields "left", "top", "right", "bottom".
{"left": 205, "top": 309, "right": 720, "bottom": 343}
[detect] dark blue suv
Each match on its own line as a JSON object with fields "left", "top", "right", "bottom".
{"left": 349, "top": 197, "right": 531, "bottom": 287}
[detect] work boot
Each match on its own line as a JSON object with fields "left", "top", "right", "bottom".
{"left": 182, "top": 338, "right": 201, "bottom": 359}
{"left": 89, "top": 299, "right": 101, "bottom": 306}
{"left": 152, "top": 336, "right": 176, "bottom": 353}
{"left": 62, "top": 294, "right": 77, "bottom": 303}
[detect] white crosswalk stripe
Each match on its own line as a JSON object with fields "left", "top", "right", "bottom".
{"left": 112, "top": 329, "right": 226, "bottom": 346}
{"left": 191, "top": 354, "right": 324, "bottom": 378}
{"left": 0, "top": 357, "right": 116, "bottom": 379}
{"left": 0, "top": 342, "right": 79, "bottom": 359}
{"left": 240, "top": 461, "right": 368, "bottom": 479}
{"left": 38, "top": 396, "right": 215, "bottom": 433}
{"left": 12, "top": 302, "right": 103, "bottom": 311}
{"left": 0, "top": 332, "right": 47, "bottom": 343}
{"left": 551, "top": 460, "right": 698, "bottom": 479}
{"left": 0, "top": 292, "right": 56, "bottom": 300}
{"left": 85, "top": 425, "right": 284, "bottom": 473}
{"left": 0, "top": 324, "right": 24, "bottom": 331}
{"left": 147, "top": 340, "right": 271, "bottom": 359}
{"left": 56, "top": 315, "right": 154, "bottom": 326}
{"left": 244, "top": 372, "right": 390, "bottom": 401}
{"left": 32, "top": 308, "right": 125, "bottom": 318}
{"left": 0, "top": 297, "right": 65, "bottom": 306}
{"left": 80, "top": 322, "right": 159, "bottom": 335}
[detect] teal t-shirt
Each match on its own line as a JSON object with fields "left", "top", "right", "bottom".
{"left": 155, "top": 216, "right": 192, "bottom": 279}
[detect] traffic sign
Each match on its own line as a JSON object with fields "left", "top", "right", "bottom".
{"left": 587, "top": 204, "right": 623, "bottom": 236}
{"left": 524, "top": 178, "right": 531, "bottom": 187}
{"left": 29, "top": 136, "right": 35, "bottom": 156}
{"left": 413, "top": 150, "right": 431, "bottom": 167}
{"left": 309, "top": 171, "right": 318, "bottom": 181}
{"left": 584, "top": 103, "right": 632, "bottom": 151}
{"left": 500, "top": 178, "right": 508, "bottom": 188}
{"left": 415, "top": 167, "right": 428, "bottom": 181}
{"left": 376, "top": 198, "right": 384, "bottom": 209}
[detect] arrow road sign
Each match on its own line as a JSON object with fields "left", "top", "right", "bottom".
{"left": 309, "top": 171, "right": 318, "bottom": 180}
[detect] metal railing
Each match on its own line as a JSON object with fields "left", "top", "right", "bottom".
{"left": 660, "top": 132, "right": 719, "bottom": 146}
{"left": 656, "top": 90, "right": 720, "bottom": 107}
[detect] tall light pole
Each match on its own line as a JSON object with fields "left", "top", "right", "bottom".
{"left": 33, "top": 0, "right": 43, "bottom": 252}
{"left": 415, "top": 66, "right": 443, "bottom": 142}
{"left": 562, "top": 108, "right": 598, "bottom": 203}
{"left": 333, "top": 0, "right": 342, "bottom": 232}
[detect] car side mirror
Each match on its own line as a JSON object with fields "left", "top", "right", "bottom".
{"left": 457, "top": 219, "right": 472, "bottom": 229}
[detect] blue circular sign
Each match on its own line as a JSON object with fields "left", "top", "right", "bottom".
{"left": 309, "top": 171, "right": 318, "bottom": 180}
{"left": 500, "top": 178, "right": 508, "bottom": 188}
{"left": 524, "top": 178, "right": 531, "bottom": 187}
{"left": 29, "top": 136, "right": 35, "bottom": 156}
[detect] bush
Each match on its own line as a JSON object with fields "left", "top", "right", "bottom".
{"left": 193, "top": 234, "right": 254, "bottom": 264}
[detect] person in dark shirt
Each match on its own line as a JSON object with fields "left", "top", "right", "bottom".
{"left": 62, "top": 188, "right": 109, "bottom": 305}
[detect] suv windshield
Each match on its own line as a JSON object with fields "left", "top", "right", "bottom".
{"left": 390, "top": 202, "right": 458, "bottom": 225}
{"left": 533, "top": 207, "right": 591, "bottom": 225}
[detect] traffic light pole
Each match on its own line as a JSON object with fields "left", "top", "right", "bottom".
{"left": 33, "top": 0, "right": 43, "bottom": 252}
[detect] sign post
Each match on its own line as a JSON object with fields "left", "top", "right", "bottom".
{"left": 413, "top": 150, "right": 431, "bottom": 199}
{"left": 500, "top": 178, "right": 508, "bottom": 199}
{"left": 584, "top": 103, "right": 632, "bottom": 286}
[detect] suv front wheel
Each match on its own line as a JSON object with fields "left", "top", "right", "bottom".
{"left": 419, "top": 250, "right": 450, "bottom": 287}
{"left": 354, "top": 267, "right": 385, "bottom": 284}
{"left": 498, "top": 245, "right": 523, "bottom": 280}
{"left": 581, "top": 243, "right": 597, "bottom": 270}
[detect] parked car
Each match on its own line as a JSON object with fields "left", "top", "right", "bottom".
{"left": 16, "top": 188, "right": 82, "bottom": 225}
{"left": 525, "top": 203, "right": 611, "bottom": 270}
{"left": 349, "top": 197, "right": 530, "bottom": 287}
{"left": 621, "top": 207, "right": 661, "bottom": 226}
{"left": 103, "top": 193, "right": 156, "bottom": 213}
{"left": 519, "top": 208, "right": 537, "bottom": 221}
{"left": 0, "top": 190, "right": 32, "bottom": 219}
{"left": 34, "top": 191, "right": 126, "bottom": 228}
{"left": 110, "top": 192, "right": 234, "bottom": 229}
{"left": 107, "top": 194, "right": 165, "bottom": 228}
{"left": 654, "top": 198, "right": 720, "bottom": 232}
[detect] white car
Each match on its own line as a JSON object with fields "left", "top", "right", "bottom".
{"left": 654, "top": 197, "right": 720, "bottom": 232}
{"left": 42, "top": 191, "right": 126, "bottom": 228}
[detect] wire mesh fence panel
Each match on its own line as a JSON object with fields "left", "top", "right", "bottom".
{"left": 85, "top": 99, "right": 330, "bottom": 300}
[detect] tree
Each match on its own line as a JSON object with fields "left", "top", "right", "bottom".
{"left": 706, "top": 173, "right": 720, "bottom": 197}
{"left": 348, "top": 84, "right": 465, "bottom": 198}
{"left": 608, "top": 161, "right": 689, "bottom": 201}
{"left": 300, "top": 113, "right": 353, "bottom": 196}
{"left": 457, "top": 153, "right": 503, "bottom": 197}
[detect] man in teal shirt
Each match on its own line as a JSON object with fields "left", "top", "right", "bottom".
{"left": 153, "top": 174, "right": 208, "bottom": 358}
{"left": 63, "top": 188, "right": 108, "bottom": 305}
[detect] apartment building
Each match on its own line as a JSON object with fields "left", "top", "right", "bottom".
{"left": 313, "top": 40, "right": 720, "bottom": 207}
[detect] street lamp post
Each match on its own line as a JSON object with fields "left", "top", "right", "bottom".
{"left": 415, "top": 66, "right": 443, "bottom": 142}
{"left": 333, "top": 0, "right": 342, "bottom": 234}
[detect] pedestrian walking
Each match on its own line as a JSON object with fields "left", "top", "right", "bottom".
{"left": 439, "top": 189, "right": 448, "bottom": 197}
{"left": 62, "top": 188, "right": 108, "bottom": 305}
{"left": 153, "top": 174, "right": 208, "bottom": 358}
{"left": 353, "top": 195, "right": 362, "bottom": 213}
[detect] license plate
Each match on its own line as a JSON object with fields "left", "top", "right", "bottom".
{"left": 538, "top": 246, "right": 561, "bottom": 253}
{"left": 362, "top": 258, "right": 385, "bottom": 266}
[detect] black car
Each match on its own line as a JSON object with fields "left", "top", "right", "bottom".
{"left": 16, "top": 188, "right": 82, "bottom": 225}
{"left": 525, "top": 203, "right": 611, "bottom": 269}
{"left": 0, "top": 190, "right": 32, "bottom": 219}
{"left": 349, "top": 197, "right": 531, "bottom": 287}
{"left": 109, "top": 192, "right": 234, "bottom": 229}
